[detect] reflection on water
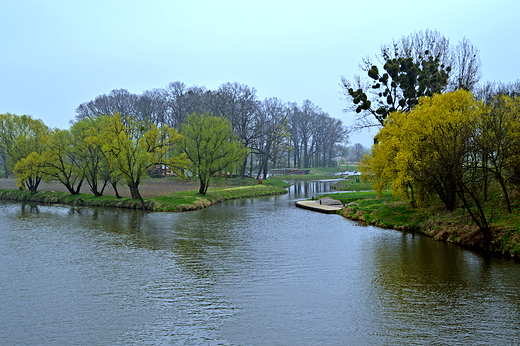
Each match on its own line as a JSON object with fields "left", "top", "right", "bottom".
{"left": 1, "top": 181, "right": 520, "bottom": 345}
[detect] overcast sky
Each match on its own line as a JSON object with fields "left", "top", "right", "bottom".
{"left": 2, "top": 0, "right": 519, "bottom": 147}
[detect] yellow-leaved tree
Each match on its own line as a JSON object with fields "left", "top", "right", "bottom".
{"left": 100, "top": 113, "right": 187, "bottom": 207}
{"left": 362, "top": 90, "right": 499, "bottom": 241}
{"left": 0, "top": 114, "right": 50, "bottom": 193}
{"left": 70, "top": 116, "right": 121, "bottom": 197}
{"left": 40, "top": 128, "right": 84, "bottom": 195}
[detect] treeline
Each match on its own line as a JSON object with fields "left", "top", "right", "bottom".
{"left": 0, "top": 82, "right": 348, "bottom": 206}
{"left": 361, "top": 89, "right": 520, "bottom": 242}
{"left": 74, "top": 81, "right": 348, "bottom": 175}
{"left": 0, "top": 111, "right": 252, "bottom": 206}
{"left": 0, "top": 113, "right": 190, "bottom": 205}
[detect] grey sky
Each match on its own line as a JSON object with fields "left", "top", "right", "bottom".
{"left": 2, "top": 0, "right": 518, "bottom": 147}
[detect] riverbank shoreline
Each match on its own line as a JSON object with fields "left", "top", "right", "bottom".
{"left": 328, "top": 192, "right": 520, "bottom": 259}
{"left": 0, "top": 178, "right": 290, "bottom": 212}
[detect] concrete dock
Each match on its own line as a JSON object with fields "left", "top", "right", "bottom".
{"left": 295, "top": 200, "right": 343, "bottom": 214}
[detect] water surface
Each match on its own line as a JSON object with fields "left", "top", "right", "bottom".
{"left": 1, "top": 181, "right": 519, "bottom": 345}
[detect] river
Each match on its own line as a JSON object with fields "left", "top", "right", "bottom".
{"left": 1, "top": 180, "right": 519, "bottom": 345}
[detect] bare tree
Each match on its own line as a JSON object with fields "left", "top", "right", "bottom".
{"left": 450, "top": 37, "right": 482, "bottom": 91}
{"left": 351, "top": 143, "right": 366, "bottom": 162}
{"left": 253, "top": 97, "right": 290, "bottom": 178}
{"left": 381, "top": 29, "right": 452, "bottom": 67}
{"left": 474, "top": 79, "right": 520, "bottom": 103}
{"left": 74, "top": 89, "right": 138, "bottom": 122}
{"left": 296, "top": 100, "right": 320, "bottom": 168}
{"left": 134, "top": 88, "right": 168, "bottom": 124}
{"left": 217, "top": 82, "right": 260, "bottom": 176}
{"left": 342, "top": 30, "right": 482, "bottom": 130}
{"left": 287, "top": 100, "right": 347, "bottom": 168}
{"left": 72, "top": 81, "right": 349, "bottom": 173}
{"left": 342, "top": 30, "right": 452, "bottom": 130}
{"left": 162, "top": 81, "right": 191, "bottom": 128}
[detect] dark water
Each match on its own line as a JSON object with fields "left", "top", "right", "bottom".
{"left": 1, "top": 181, "right": 519, "bottom": 345}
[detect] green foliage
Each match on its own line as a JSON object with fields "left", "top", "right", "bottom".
{"left": 101, "top": 113, "right": 188, "bottom": 205}
{"left": 0, "top": 114, "right": 51, "bottom": 193}
{"left": 13, "top": 152, "right": 45, "bottom": 193}
{"left": 41, "top": 128, "right": 84, "bottom": 195}
{"left": 361, "top": 90, "right": 478, "bottom": 207}
{"left": 179, "top": 113, "right": 248, "bottom": 195}
{"left": 70, "top": 116, "right": 111, "bottom": 196}
{"left": 344, "top": 51, "right": 450, "bottom": 127}
{"left": 331, "top": 175, "right": 373, "bottom": 191}
{"left": 361, "top": 90, "right": 520, "bottom": 242}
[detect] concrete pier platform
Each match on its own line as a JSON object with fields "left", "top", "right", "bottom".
{"left": 295, "top": 200, "right": 343, "bottom": 214}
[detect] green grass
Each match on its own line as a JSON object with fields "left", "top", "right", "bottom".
{"left": 331, "top": 176, "right": 373, "bottom": 191}
{"left": 317, "top": 184, "right": 520, "bottom": 258}
{"left": 0, "top": 177, "right": 290, "bottom": 212}
{"left": 152, "top": 181, "right": 289, "bottom": 211}
{"left": 317, "top": 190, "right": 428, "bottom": 231}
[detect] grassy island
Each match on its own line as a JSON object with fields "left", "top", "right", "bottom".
{"left": 0, "top": 178, "right": 289, "bottom": 212}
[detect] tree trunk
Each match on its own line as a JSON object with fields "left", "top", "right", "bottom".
{"left": 263, "top": 162, "right": 268, "bottom": 179}
{"left": 433, "top": 179, "right": 457, "bottom": 212}
{"left": 483, "top": 155, "right": 488, "bottom": 202}
{"left": 90, "top": 180, "right": 107, "bottom": 197}
{"left": 111, "top": 181, "right": 121, "bottom": 199}
{"left": 199, "top": 176, "right": 209, "bottom": 195}
{"left": 240, "top": 156, "right": 248, "bottom": 178}
{"left": 497, "top": 175, "right": 512, "bottom": 214}
{"left": 27, "top": 177, "right": 41, "bottom": 194}
{"left": 65, "top": 179, "right": 83, "bottom": 195}
{"left": 1, "top": 154, "right": 8, "bottom": 178}
{"left": 89, "top": 178, "right": 107, "bottom": 197}
{"left": 128, "top": 180, "right": 145, "bottom": 208}
{"left": 457, "top": 188, "right": 492, "bottom": 243}
{"left": 249, "top": 151, "right": 254, "bottom": 178}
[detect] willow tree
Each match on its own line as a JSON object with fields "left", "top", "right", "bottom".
{"left": 13, "top": 152, "right": 45, "bottom": 194}
{"left": 41, "top": 129, "right": 84, "bottom": 195}
{"left": 179, "top": 113, "right": 248, "bottom": 195}
{"left": 0, "top": 113, "right": 50, "bottom": 193}
{"left": 101, "top": 113, "right": 187, "bottom": 206}
{"left": 70, "top": 117, "right": 110, "bottom": 197}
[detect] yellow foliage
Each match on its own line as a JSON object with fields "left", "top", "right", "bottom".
{"left": 13, "top": 152, "right": 45, "bottom": 192}
{"left": 361, "top": 90, "right": 481, "bottom": 208}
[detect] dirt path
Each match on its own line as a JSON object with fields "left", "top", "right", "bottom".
{"left": 0, "top": 178, "right": 200, "bottom": 198}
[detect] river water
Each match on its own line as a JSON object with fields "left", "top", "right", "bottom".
{"left": 1, "top": 180, "right": 519, "bottom": 345}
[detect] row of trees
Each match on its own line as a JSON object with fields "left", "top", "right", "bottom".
{"left": 75, "top": 82, "right": 348, "bottom": 176}
{"left": 0, "top": 112, "right": 248, "bottom": 206}
{"left": 360, "top": 90, "right": 520, "bottom": 242}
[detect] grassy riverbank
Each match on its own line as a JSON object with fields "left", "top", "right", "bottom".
{"left": 331, "top": 175, "right": 372, "bottom": 191}
{"left": 0, "top": 178, "right": 289, "bottom": 212}
{"left": 319, "top": 190, "right": 520, "bottom": 258}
